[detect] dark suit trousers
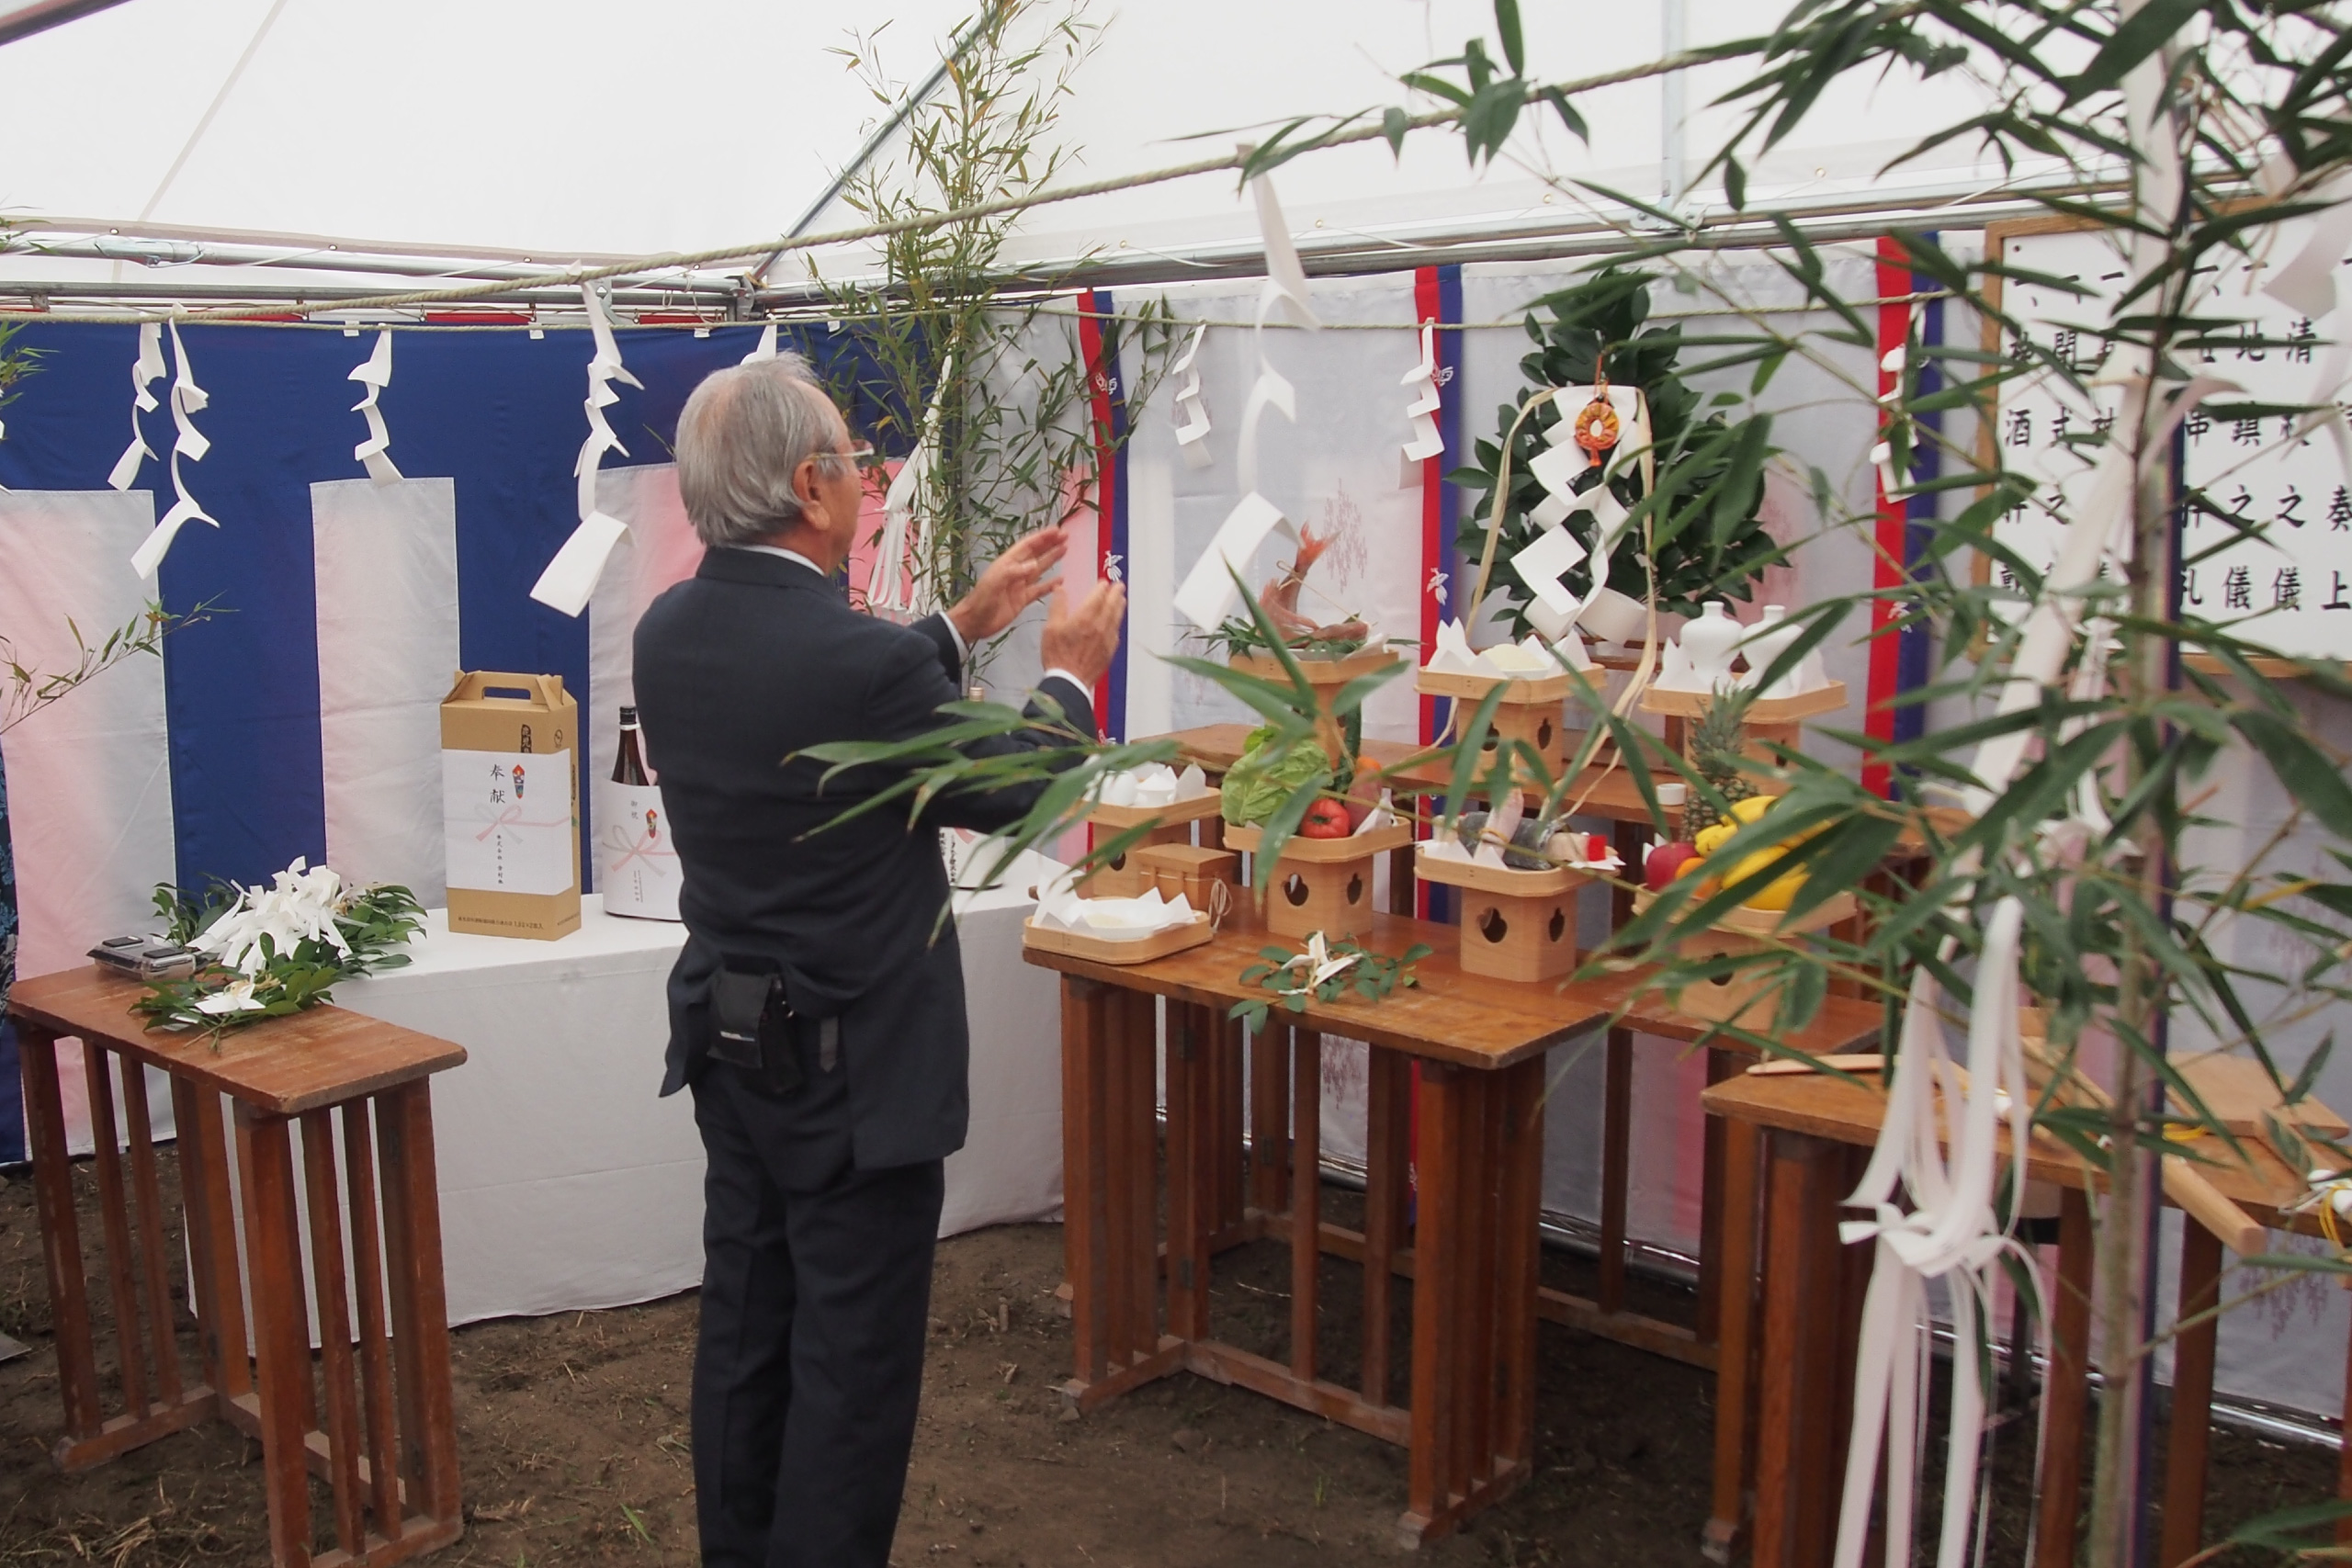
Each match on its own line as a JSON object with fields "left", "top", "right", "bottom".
{"left": 690, "top": 1050, "right": 944, "bottom": 1568}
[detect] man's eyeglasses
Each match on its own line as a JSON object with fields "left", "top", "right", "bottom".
{"left": 811, "top": 443, "right": 886, "bottom": 473}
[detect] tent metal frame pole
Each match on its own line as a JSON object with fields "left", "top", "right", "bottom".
{"left": 0, "top": 0, "right": 133, "bottom": 48}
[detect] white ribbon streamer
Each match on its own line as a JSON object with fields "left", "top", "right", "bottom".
{"left": 531, "top": 286, "right": 645, "bottom": 616}
{"left": 1173, "top": 170, "right": 1316, "bottom": 631}
{"left": 1400, "top": 321, "right": 1445, "bottom": 481}
{"left": 107, "top": 321, "right": 165, "bottom": 491}
{"left": 740, "top": 321, "right": 778, "bottom": 364}
{"left": 1170, "top": 322, "right": 1212, "bottom": 469}
{"left": 1834, "top": 35, "right": 2188, "bottom": 1566}
{"left": 129, "top": 321, "right": 219, "bottom": 579}
{"left": 347, "top": 328, "right": 402, "bottom": 485}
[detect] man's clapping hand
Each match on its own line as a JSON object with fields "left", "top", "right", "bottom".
{"left": 945, "top": 525, "right": 1069, "bottom": 649}
{"left": 1038, "top": 578, "right": 1126, "bottom": 692}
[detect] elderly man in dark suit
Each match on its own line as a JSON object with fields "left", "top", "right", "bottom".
{"left": 632, "top": 353, "right": 1123, "bottom": 1568}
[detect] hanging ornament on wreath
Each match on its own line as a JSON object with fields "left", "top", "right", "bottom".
{"left": 1571, "top": 365, "right": 1622, "bottom": 468}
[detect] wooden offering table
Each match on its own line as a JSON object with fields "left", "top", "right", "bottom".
{"left": 1701, "top": 1066, "right": 2321, "bottom": 1568}
{"left": 1029, "top": 909, "right": 1608, "bottom": 1546}
{"left": 8, "top": 967, "right": 469, "bottom": 1568}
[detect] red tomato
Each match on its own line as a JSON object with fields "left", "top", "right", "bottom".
{"left": 1299, "top": 799, "right": 1353, "bottom": 839}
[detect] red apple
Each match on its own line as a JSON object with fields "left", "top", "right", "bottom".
{"left": 1645, "top": 841, "right": 1700, "bottom": 892}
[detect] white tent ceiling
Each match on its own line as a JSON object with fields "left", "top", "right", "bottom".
{"left": 0, "top": 0, "right": 2032, "bottom": 309}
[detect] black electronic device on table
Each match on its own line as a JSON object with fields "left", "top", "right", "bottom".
{"left": 87, "top": 935, "right": 200, "bottom": 980}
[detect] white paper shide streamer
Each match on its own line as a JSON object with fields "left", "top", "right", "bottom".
{"left": 129, "top": 321, "right": 219, "bottom": 579}
{"left": 530, "top": 286, "right": 645, "bottom": 616}
{"left": 871, "top": 351, "right": 955, "bottom": 619}
{"left": 349, "top": 329, "right": 402, "bottom": 485}
{"left": 107, "top": 321, "right": 167, "bottom": 492}
{"left": 740, "top": 321, "right": 778, "bottom": 365}
{"left": 1172, "top": 166, "right": 1319, "bottom": 631}
{"left": 1170, "top": 322, "right": 1212, "bottom": 469}
{"left": 1399, "top": 321, "right": 1444, "bottom": 484}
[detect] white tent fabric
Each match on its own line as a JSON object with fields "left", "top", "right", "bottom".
{"left": 0, "top": 0, "right": 2025, "bottom": 299}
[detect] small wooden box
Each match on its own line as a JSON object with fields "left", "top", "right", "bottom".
{"left": 1415, "top": 850, "right": 1589, "bottom": 983}
{"left": 1419, "top": 667, "right": 1573, "bottom": 777}
{"left": 1229, "top": 647, "right": 1403, "bottom": 694}
{"left": 1131, "top": 844, "right": 1239, "bottom": 911}
{"left": 1225, "top": 822, "right": 1413, "bottom": 941}
{"left": 1078, "top": 795, "right": 1215, "bottom": 896}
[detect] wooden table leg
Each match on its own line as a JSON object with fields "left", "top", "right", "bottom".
{"left": 1494, "top": 1057, "right": 1544, "bottom": 1476}
{"left": 1362, "top": 1048, "right": 1407, "bottom": 1408}
{"left": 83, "top": 1046, "right": 153, "bottom": 1420}
{"left": 234, "top": 1103, "right": 315, "bottom": 1568}
{"left": 1214, "top": 1011, "right": 1248, "bottom": 1236}
{"left": 1250, "top": 1019, "right": 1290, "bottom": 1213}
{"left": 2035, "top": 1187, "right": 2094, "bottom": 1568}
{"left": 1164, "top": 1006, "right": 1212, "bottom": 1343}
{"left": 1697, "top": 1046, "right": 1736, "bottom": 1347}
{"left": 1704, "top": 1113, "right": 1761, "bottom": 1563}
{"left": 19, "top": 1024, "right": 103, "bottom": 1446}
{"left": 301, "top": 1111, "right": 368, "bottom": 1559}
{"left": 119, "top": 1063, "right": 183, "bottom": 1412}
{"left": 2160, "top": 1216, "right": 2224, "bottom": 1568}
{"left": 1453, "top": 1072, "right": 1498, "bottom": 1498}
{"left": 1404, "top": 1061, "right": 1465, "bottom": 1545}
{"left": 341, "top": 1099, "right": 407, "bottom": 1544}
{"left": 377, "top": 1079, "right": 462, "bottom": 1534}
{"left": 1750, "top": 1129, "right": 1847, "bottom": 1568}
{"left": 1598, "top": 1027, "right": 1634, "bottom": 1316}
{"left": 1290, "top": 1027, "right": 1321, "bottom": 1382}
{"left": 1061, "top": 977, "right": 1112, "bottom": 1391}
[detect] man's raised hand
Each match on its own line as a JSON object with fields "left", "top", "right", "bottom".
{"left": 945, "top": 525, "right": 1069, "bottom": 649}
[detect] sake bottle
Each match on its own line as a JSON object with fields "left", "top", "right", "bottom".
{"left": 613, "top": 705, "right": 650, "bottom": 786}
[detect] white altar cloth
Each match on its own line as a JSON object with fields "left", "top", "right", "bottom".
{"left": 335, "top": 874, "right": 1063, "bottom": 1326}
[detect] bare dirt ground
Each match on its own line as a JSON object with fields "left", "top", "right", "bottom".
{"left": 0, "top": 1150, "right": 2334, "bottom": 1566}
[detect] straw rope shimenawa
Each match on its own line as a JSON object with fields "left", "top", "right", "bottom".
{"left": 172, "top": 48, "right": 1734, "bottom": 324}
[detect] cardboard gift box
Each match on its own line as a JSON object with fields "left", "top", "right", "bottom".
{"left": 598, "top": 780, "right": 681, "bottom": 920}
{"left": 440, "top": 671, "right": 582, "bottom": 940}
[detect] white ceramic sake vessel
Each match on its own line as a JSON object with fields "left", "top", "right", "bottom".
{"left": 1739, "top": 604, "right": 1804, "bottom": 694}
{"left": 1676, "top": 600, "right": 1745, "bottom": 688}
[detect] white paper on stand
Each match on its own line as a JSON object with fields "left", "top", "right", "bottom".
{"left": 1175, "top": 491, "right": 1291, "bottom": 631}
{"left": 444, "top": 748, "right": 577, "bottom": 896}
{"left": 1032, "top": 880, "right": 1197, "bottom": 941}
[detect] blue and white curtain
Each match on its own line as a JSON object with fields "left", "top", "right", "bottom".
{"left": 0, "top": 320, "right": 905, "bottom": 1163}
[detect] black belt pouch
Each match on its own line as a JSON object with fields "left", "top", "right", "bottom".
{"left": 707, "top": 959, "right": 804, "bottom": 1096}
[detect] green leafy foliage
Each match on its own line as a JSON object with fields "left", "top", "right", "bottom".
{"left": 1453, "top": 265, "right": 1782, "bottom": 631}
{"left": 1231, "top": 937, "right": 1434, "bottom": 1032}
{"left": 133, "top": 881, "right": 424, "bottom": 1044}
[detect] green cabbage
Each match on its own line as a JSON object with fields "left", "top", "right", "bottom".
{"left": 1219, "top": 727, "right": 1332, "bottom": 827}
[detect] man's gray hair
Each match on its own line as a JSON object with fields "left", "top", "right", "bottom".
{"left": 674, "top": 353, "right": 846, "bottom": 549}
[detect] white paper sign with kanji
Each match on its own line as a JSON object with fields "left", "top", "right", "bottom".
{"left": 444, "top": 748, "right": 576, "bottom": 895}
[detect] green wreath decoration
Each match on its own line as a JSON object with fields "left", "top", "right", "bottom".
{"left": 1454, "top": 266, "right": 1782, "bottom": 637}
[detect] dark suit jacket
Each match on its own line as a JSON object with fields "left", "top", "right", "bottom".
{"left": 631, "top": 547, "right": 1096, "bottom": 1169}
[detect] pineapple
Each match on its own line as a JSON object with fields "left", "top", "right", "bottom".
{"left": 1679, "top": 688, "right": 1758, "bottom": 839}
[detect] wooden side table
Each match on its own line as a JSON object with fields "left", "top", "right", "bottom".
{"left": 8, "top": 966, "right": 469, "bottom": 1568}
{"left": 1700, "top": 1067, "right": 2320, "bottom": 1568}
{"left": 1031, "top": 909, "right": 1605, "bottom": 1546}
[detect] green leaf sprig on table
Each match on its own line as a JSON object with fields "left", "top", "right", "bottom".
{"left": 1231, "top": 931, "right": 1434, "bottom": 1032}
{"left": 135, "top": 864, "right": 424, "bottom": 1044}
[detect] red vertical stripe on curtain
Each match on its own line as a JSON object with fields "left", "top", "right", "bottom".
{"left": 1864, "top": 239, "right": 1912, "bottom": 798}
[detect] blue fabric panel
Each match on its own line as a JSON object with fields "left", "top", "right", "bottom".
{"left": 0, "top": 320, "right": 894, "bottom": 892}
